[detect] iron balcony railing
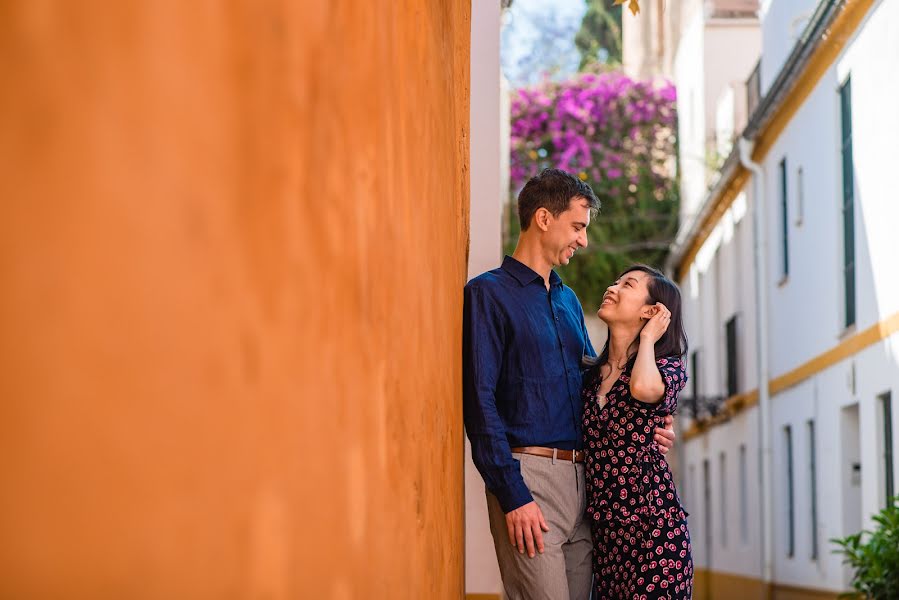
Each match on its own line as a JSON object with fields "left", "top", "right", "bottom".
{"left": 681, "top": 393, "right": 728, "bottom": 422}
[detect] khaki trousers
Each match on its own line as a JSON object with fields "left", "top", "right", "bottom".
{"left": 486, "top": 452, "right": 593, "bottom": 600}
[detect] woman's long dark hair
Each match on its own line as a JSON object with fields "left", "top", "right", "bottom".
{"left": 585, "top": 264, "right": 688, "bottom": 369}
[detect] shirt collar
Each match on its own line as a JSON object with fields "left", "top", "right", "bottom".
{"left": 501, "top": 255, "right": 563, "bottom": 288}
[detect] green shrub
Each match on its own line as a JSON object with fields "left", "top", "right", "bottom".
{"left": 831, "top": 496, "right": 899, "bottom": 599}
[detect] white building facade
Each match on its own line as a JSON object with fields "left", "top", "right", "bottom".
{"left": 666, "top": 1, "right": 899, "bottom": 598}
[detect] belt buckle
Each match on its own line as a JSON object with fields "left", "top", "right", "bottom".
{"left": 571, "top": 450, "right": 577, "bottom": 464}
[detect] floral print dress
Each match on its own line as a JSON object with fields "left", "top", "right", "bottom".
{"left": 582, "top": 357, "right": 693, "bottom": 599}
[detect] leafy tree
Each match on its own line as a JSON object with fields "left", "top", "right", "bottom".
{"left": 575, "top": 0, "right": 623, "bottom": 69}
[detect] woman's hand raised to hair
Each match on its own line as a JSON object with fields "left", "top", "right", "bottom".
{"left": 640, "top": 302, "right": 671, "bottom": 345}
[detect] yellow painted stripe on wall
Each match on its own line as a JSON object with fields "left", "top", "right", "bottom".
{"left": 770, "top": 311, "right": 899, "bottom": 395}
{"left": 676, "top": 167, "right": 750, "bottom": 282}
{"left": 693, "top": 568, "right": 843, "bottom": 600}
{"left": 684, "top": 311, "right": 899, "bottom": 440}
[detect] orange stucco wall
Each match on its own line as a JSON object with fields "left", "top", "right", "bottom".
{"left": 0, "top": 2, "right": 470, "bottom": 598}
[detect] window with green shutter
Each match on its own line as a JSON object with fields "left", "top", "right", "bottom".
{"left": 725, "top": 316, "right": 738, "bottom": 397}
{"left": 779, "top": 158, "right": 789, "bottom": 279}
{"left": 785, "top": 424, "right": 795, "bottom": 558}
{"left": 840, "top": 78, "right": 855, "bottom": 327}
{"left": 881, "top": 391, "right": 894, "bottom": 507}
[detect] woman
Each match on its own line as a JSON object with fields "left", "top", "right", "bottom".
{"left": 582, "top": 264, "right": 692, "bottom": 599}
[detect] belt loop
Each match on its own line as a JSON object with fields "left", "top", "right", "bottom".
{"left": 552, "top": 448, "right": 557, "bottom": 465}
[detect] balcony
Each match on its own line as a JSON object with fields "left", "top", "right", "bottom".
{"left": 682, "top": 393, "right": 728, "bottom": 422}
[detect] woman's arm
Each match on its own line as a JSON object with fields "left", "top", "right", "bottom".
{"left": 630, "top": 337, "right": 665, "bottom": 402}
{"left": 629, "top": 303, "right": 671, "bottom": 403}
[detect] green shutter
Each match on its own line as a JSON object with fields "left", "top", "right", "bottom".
{"left": 780, "top": 158, "right": 789, "bottom": 277}
{"left": 885, "top": 393, "right": 895, "bottom": 506}
{"left": 840, "top": 78, "right": 855, "bottom": 327}
{"left": 725, "top": 317, "right": 738, "bottom": 397}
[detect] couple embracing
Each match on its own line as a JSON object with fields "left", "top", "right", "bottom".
{"left": 463, "top": 169, "right": 693, "bottom": 600}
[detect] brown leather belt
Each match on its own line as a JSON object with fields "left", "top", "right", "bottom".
{"left": 511, "top": 446, "right": 585, "bottom": 463}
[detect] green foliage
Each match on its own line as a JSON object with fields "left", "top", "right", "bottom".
{"left": 575, "top": 0, "right": 623, "bottom": 68}
{"left": 831, "top": 497, "right": 899, "bottom": 599}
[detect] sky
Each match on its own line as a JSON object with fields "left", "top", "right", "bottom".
{"left": 501, "top": 0, "right": 588, "bottom": 88}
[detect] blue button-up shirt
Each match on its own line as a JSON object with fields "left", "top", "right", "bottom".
{"left": 463, "top": 255, "right": 595, "bottom": 512}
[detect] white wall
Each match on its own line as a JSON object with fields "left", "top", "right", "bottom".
{"left": 758, "top": 0, "right": 820, "bottom": 95}
{"left": 680, "top": 190, "right": 757, "bottom": 402}
{"left": 675, "top": 12, "right": 760, "bottom": 233}
{"left": 703, "top": 19, "right": 761, "bottom": 147}
{"left": 761, "top": 65, "right": 844, "bottom": 377}
{"left": 766, "top": 338, "right": 899, "bottom": 590}
{"left": 770, "top": 376, "right": 839, "bottom": 589}
{"left": 682, "top": 407, "right": 762, "bottom": 577}
{"left": 761, "top": 0, "right": 899, "bottom": 380}
{"left": 468, "top": 2, "right": 504, "bottom": 282}
{"left": 679, "top": 1, "right": 899, "bottom": 592}
{"left": 675, "top": 11, "right": 708, "bottom": 224}
{"left": 682, "top": 330, "right": 899, "bottom": 590}
{"left": 466, "top": 1, "right": 506, "bottom": 595}
{"left": 835, "top": 0, "right": 899, "bottom": 325}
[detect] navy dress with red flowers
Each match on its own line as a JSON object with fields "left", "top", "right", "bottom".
{"left": 582, "top": 357, "right": 693, "bottom": 599}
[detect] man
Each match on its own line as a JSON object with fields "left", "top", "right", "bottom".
{"left": 463, "top": 169, "right": 675, "bottom": 599}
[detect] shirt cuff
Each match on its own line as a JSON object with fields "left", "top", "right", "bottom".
{"left": 493, "top": 478, "right": 534, "bottom": 513}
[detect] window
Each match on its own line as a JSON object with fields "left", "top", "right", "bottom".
{"left": 703, "top": 459, "right": 713, "bottom": 560}
{"left": 691, "top": 350, "right": 701, "bottom": 416}
{"left": 720, "top": 452, "right": 728, "bottom": 547}
{"left": 739, "top": 444, "right": 749, "bottom": 544}
{"left": 725, "top": 316, "right": 738, "bottom": 397}
{"left": 796, "top": 166, "right": 804, "bottom": 226}
{"left": 840, "top": 77, "right": 855, "bottom": 327}
{"left": 779, "top": 157, "right": 789, "bottom": 278}
{"left": 880, "top": 392, "right": 895, "bottom": 507}
{"left": 785, "top": 425, "right": 795, "bottom": 557}
{"left": 808, "top": 420, "right": 818, "bottom": 560}
{"left": 689, "top": 463, "right": 696, "bottom": 513}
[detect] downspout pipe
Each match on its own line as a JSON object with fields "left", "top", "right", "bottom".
{"left": 738, "top": 136, "right": 773, "bottom": 596}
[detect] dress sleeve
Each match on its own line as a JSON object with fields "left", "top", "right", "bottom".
{"left": 656, "top": 356, "right": 688, "bottom": 415}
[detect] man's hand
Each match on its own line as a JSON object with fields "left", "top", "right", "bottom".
{"left": 505, "top": 500, "right": 550, "bottom": 558}
{"left": 654, "top": 414, "right": 676, "bottom": 455}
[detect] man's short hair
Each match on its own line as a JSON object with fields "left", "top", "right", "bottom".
{"left": 517, "top": 168, "right": 600, "bottom": 231}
